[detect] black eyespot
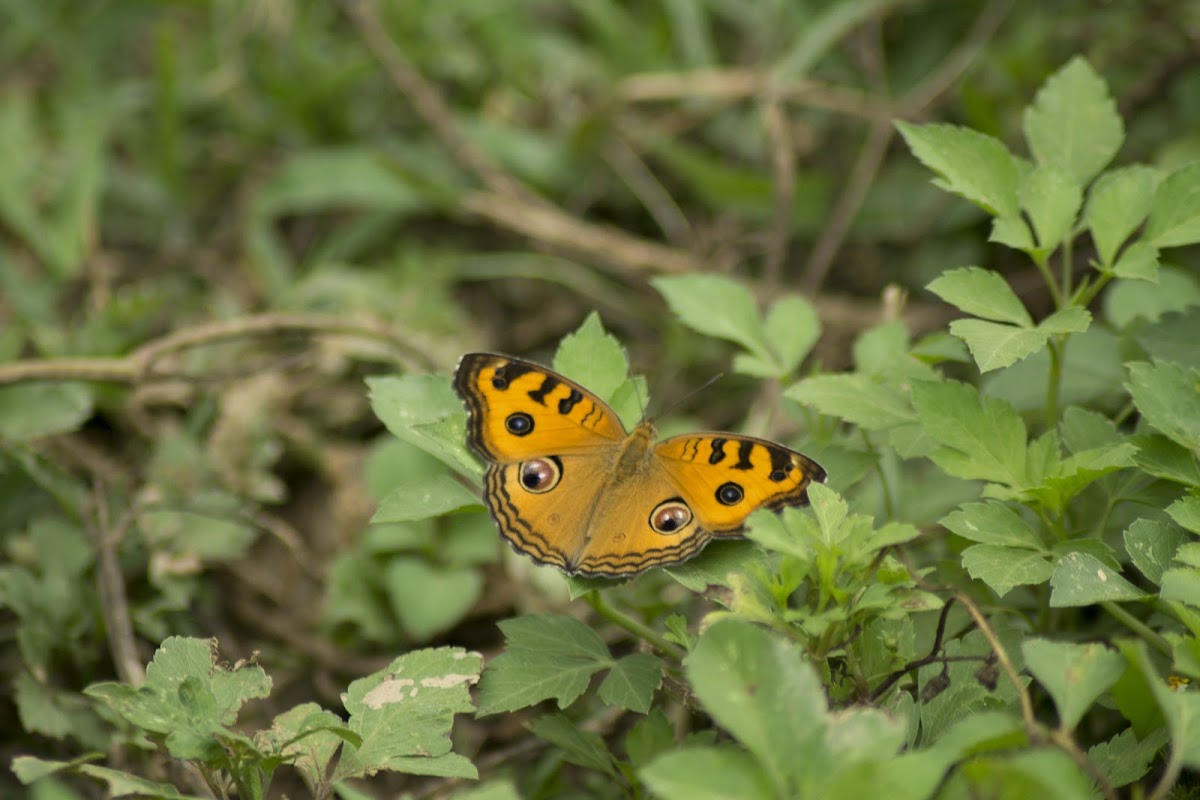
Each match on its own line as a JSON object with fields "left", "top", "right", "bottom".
{"left": 769, "top": 469, "right": 789, "bottom": 482}
{"left": 519, "top": 458, "right": 561, "bottom": 493}
{"left": 505, "top": 412, "right": 534, "bottom": 435}
{"left": 650, "top": 499, "right": 692, "bottom": 534}
{"left": 491, "top": 366, "right": 508, "bottom": 390}
{"left": 716, "top": 482, "right": 744, "bottom": 506}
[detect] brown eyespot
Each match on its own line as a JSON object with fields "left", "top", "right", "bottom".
{"left": 716, "top": 482, "right": 744, "bottom": 506}
{"left": 519, "top": 458, "right": 561, "bottom": 493}
{"left": 505, "top": 412, "right": 534, "bottom": 436}
{"left": 650, "top": 499, "right": 692, "bottom": 534}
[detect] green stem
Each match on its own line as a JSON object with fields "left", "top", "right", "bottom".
{"left": 585, "top": 592, "right": 687, "bottom": 662}
{"left": 1102, "top": 601, "right": 1171, "bottom": 656}
{"left": 1045, "top": 336, "right": 1063, "bottom": 426}
{"left": 1033, "top": 253, "right": 1065, "bottom": 307}
{"left": 1060, "top": 237, "right": 1074, "bottom": 303}
{"left": 861, "top": 429, "right": 897, "bottom": 520}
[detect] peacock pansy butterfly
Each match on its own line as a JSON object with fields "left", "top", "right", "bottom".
{"left": 454, "top": 353, "right": 826, "bottom": 578}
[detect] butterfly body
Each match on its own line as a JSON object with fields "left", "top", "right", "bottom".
{"left": 455, "top": 353, "right": 825, "bottom": 578}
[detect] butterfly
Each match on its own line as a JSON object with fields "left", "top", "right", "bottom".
{"left": 454, "top": 353, "right": 826, "bottom": 578}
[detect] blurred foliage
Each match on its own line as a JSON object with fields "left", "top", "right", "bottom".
{"left": 3, "top": 0, "right": 1200, "bottom": 797}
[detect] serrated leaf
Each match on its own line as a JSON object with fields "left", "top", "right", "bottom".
{"left": 941, "top": 502, "right": 1043, "bottom": 548}
{"left": 368, "top": 375, "right": 479, "bottom": 477}
{"left": 653, "top": 274, "right": 770, "bottom": 361}
{"left": 927, "top": 266, "right": 1032, "bottom": 325}
{"left": 1049, "top": 552, "right": 1147, "bottom": 606}
{"left": 476, "top": 615, "right": 611, "bottom": 715}
{"left": 896, "top": 122, "right": 1019, "bottom": 218}
{"left": 1131, "top": 434, "right": 1200, "bottom": 488}
{"left": 528, "top": 713, "right": 617, "bottom": 776}
{"left": 1023, "top": 57, "right": 1122, "bottom": 185}
{"left": 1022, "top": 638, "right": 1126, "bottom": 729}
{"left": 1111, "top": 241, "right": 1160, "bottom": 281}
{"left": 373, "top": 474, "right": 481, "bottom": 523}
{"left": 641, "top": 746, "right": 774, "bottom": 800}
{"left": 1088, "top": 727, "right": 1169, "bottom": 788}
{"left": 991, "top": 214, "right": 1036, "bottom": 250}
{"left": 1086, "top": 165, "right": 1159, "bottom": 267}
{"left": 1167, "top": 495, "right": 1200, "bottom": 535}
{"left": 911, "top": 380, "right": 1027, "bottom": 486}
{"left": 553, "top": 312, "right": 630, "bottom": 402}
{"left": 1038, "top": 306, "right": 1091, "bottom": 335}
{"left": 764, "top": 294, "right": 820, "bottom": 374}
{"left": 961, "top": 545, "right": 1054, "bottom": 597}
{"left": 625, "top": 709, "right": 677, "bottom": 768}
{"left": 598, "top": 653, "right": 662, "bottom": 713}
{"left": 949, "top": 319, "right": 1048, "bottom": 373}
{"left": 337, "top": 647, "right": 481, "bottom": 780}
{"left": 1125, "top": 361, "right": 1200, "bottom": 453}
{"left": 784, "top": 374, "right": 914, "bottom": 430}
{"left": 1145, "top": 162, "right": 1200, "bottom": 248}
{"left": 1161, "top": 568, "right": 1200, "bottom": 607}
{"left": 1020, "top": 165, "right": 1082, "bottom": 250}
{"left": 1124, "top": 519, "right": 1189, "bottom": 585}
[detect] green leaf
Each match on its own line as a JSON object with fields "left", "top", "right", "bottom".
{"left": 1168, "top": 495, "right": 1200, "bottom": 535}
{"left": 0, "top": 382, "right": 93, "bottom": 440}
{"left": 1131, "top": 434, "right": 1200, "bottom": 488}
{"left": 948, "top": 319, "right": 1048, "bottom": 373}
{"left": 553, "top": 312, "right": 631, "bottom": 404}
{"left": 641, "top": 746, "right": 774, "bottom": 800}
{"left": 384, "top": 559, "right": 483, "bottom": 642}
{"left": 911, "top": 380, "right": 1027, "bottom": 487}
{"left": 961, "top": 545, "right": 1054, "bottom": 597}
{"left": 1038, "top": 306, "right": 1091, "bottom": 335}
{"left": 1145, "top": 162, "right": 1200, "bottom": 248}
{"left": 372, "top": 474, "right": 481, "bottom": 523}
{"left": 12, "top": 758, "right": 207, "bottom": 798}
{"left": 941, "top": 502, "right": 1043, "bottom": 548}
{"left": 1125, "top": 519, "right": 1189, "bottom": 585}
{"left": 1022, "top": 638, "right": 1126, "bottom": 729}
{"left": 685, "top": 619, "right": 824, "bottom": 794}
{"left": 262, "top": 704, "right": 352, "bottom": 789}
{"left": 625, "top": 709, "right": 677, "bottom": 768}
{"left": 896, "top": 122, "right": 1019, "bottom": 218}
{"left": 1049, "top": 552, "right": 1148, "bottom": 606}
{"left": 528, "top": 713, "right": 616, "bottom": 776}
{"left": 784, "top": 374, "right": 915, "bottom": 430}
{"left": 336, "top": 647, "right": 481, "bottom": 781}
{"left": 1086, "top": 165, "right": 1159, "bottom": 267}
{"left": 1125, "top": 361, "right": 1200, "bottom": 453}
{"left": 1020, "top": 165, "right": 1082, "bottom": 251}
{"left": 368, "top": 374, "right": 480, "bottom": 477}
{"left": 1023, "top": 56, "right": 1122, "bottom": 185}
{"left": 653, "top": 274, "right": 770, "bottom": 361}
{"left": 762, "top": 294, "right": 820, "bottom": 374}
{"left": 990, "top": 214, "right": 1036, "bottom": 250}
{"left": 1110, "top": 241, "right": 1160, "bottom": 281}
{"left": 598, "top": 653, "right": 662, "bottom": 713}
{"left": 1087, "top": 727, "right": 1169, "bottom": 788}
{"left": 1108, "top": 268, "right": 1200, "bottom": 327}
{"left": 1161, "top": 568, "right": 1200, "bottom": 607}
{"left": 927, "top": 266, "right": 1032, "bottom": 325}
{"left": 476, "top": 614, "right": 611, "bottom": 715}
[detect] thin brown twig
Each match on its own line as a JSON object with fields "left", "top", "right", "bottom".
{"left": 762, "top": 89, "right": 795, "bottom": 296}
{"left": 88, "top": 485, "right": 145, "bottom": 687}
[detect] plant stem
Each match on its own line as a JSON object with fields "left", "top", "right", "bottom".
{"left": 1045, "top": 336, "right": 1063, "bottom": 426}
{"left": 585, "top": 592, "right": 687, "bottom": 662}
{"left": 1102, "top": 601, "right": 1171, "bottom": 655}
{"left": 1033, "top": 253, "right": 1065, "bottom": 307}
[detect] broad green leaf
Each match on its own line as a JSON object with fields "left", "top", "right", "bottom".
{"left": 1161, "top": 568, "right": 1200, "bottom": 607}
{"left": 784, "top": 374, "right": 914, "bottom": 430}
{"left": 763, "top": 294, "right": 820, "bottom": 374}
{"left": 368, "top": 375, "right": 480, "bottom": 477}
{"left": 1086, "top": 165, "right": 1159, "bottom": 267}
{"left": 991, "top": 214, "right": 1036, "bottom": 250}
{"left": 1131, "top": 434, "right": 1200, "bottom": 488}
{"left": 0, "top": 382, "right": 93, "bottom": 440}
{"left": 653, "top": 274, "right": 770, "bottom": 361}
{"left": 1022, "top": 638, "right": 1126, "bottom": 729}
{"left": 641, "top": 746, "right": 774, "bottom": 800}
{"left": 1167, "top": 495, "right": 1200, "bottom": 535}
{"left": 625, "top": 709, "right": 677, "bottom": 768}
{"left": 896, "top": 122, "right": 1019, "bottom": 218}
{"left": 686, "top": 619, "right": 825, "bottom": 795}
{"left": 1135, "top": 306, "right": 1200, "bottom": 369}
{"left": 1049, "top": 552, "right": 1147, "bottom": 606}
{"left": 1125, "top": 361, "right": 1200, "bottom": 453}
{"left": 1111, "top": 241, "right": 1160, "bottom": 281}
{"left": 948, "top": 319, "right": 1047, "bottom": 373}
{"left": 598, "top": 653, "right": 662, "bottom": 713}
{"left": 373, "top": 474, "right": 481, "bottom": 523}
{"left": 911, "top": 380, "right": 1027, "bottom": 487}
{"left": 983, "top": 328, "right": 1122, "bottom": 412}
{"left": 13, "top": 759, "right": 206, "bottom": 799}
{"left": 384, "top": 559, "right": 482, "bottom": 642}
{"left": 528, "top": 713, "right": 616, "bottom": 776}
{"left": 1125, "top": 519, "right": 1189, "bottom": 585}
{"left": 1020, "top": 165, "right": 1082, "bottom": 251}
{"left": 1023, "top": 57, "right": 1122, "bottom": 185}
{"left": 476, "top": 614, "right": 611, "bottom": 715}
{"left": 961, "top": 545, "right": 1054, "bottom": 597}
{"left": 951, "top": 748, "right": 1097, "bottom": 800}
{"left": 553, "top": 312, "right": 631, "bottom": 403}
{"left": 941, "top": 502, "right": 1043, "bottom": 548}
{"left": 263, "top": 704, "right": 352, "bottom": 789}
{"left": 1087, "top": 727, "right": 1169, "bottom": 788}
{"left": 1107, "top": 267, "right": 1200, "bottom": 327}
{"left": 1145, "top": 162, "right": 1200, "bottom": 248}
{"left": 927, "top": 266, "right": 1032, "bottom": 325}
{"left": 1037, "top": 306, "right": 1091, "bottom": 335}
{"left": 337, "top": 647, "right": 481, "bottom": 781}
{"left": 1129, "top": 639, "right": 1200, "bottom": 770}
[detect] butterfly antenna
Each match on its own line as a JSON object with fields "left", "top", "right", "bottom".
{"left": 657, "top": 372, "right": 724, "bottom": 420}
